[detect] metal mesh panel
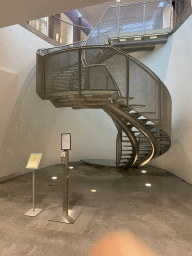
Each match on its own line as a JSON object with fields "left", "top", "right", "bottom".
{"left": 108, "top": 75, "right": 116, "bottom": 90}
{"left": 160, "top": 83, "right": 172, "bottom": 137}
{"left": 44, "top": 49, "right": 79, "bottom": 94}
{"left": 82, "top": 47, "right": 125, "bottom": 96}
{"left": 40, "top": 41, "right": 84, "bottom": 55}
{"left": 82, "top": 48, "right": 109, "bottom": 66}
{"left": 89, "top": 66, "right": 108, "bottom": 90}
{"left": 119, "top": 4, "right": 144, "bottom": 37}
{"left": 129, "top": 58, "right": 159, "bottom": 120}
{"left": 102, "top": 54, "right": 127, "bottom": 97}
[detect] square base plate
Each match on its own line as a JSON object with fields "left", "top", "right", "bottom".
{"left": 48, "top": 207, "right": 81, "bottom": 224}
{"left": 24, "top": 208, "right": 43, "bottom": 217}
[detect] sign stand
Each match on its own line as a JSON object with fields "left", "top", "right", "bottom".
{"left": 48, "top": 134, "right": 81, "bottom": 224}
{"left": 24, "top": 153, "right": 43, "bottom": 217}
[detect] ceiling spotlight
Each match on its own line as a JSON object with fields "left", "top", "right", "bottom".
{"left": 142, "top": 170, "right": 146, "bottom": 173}
{"left": 69, "top": 167, "right": 74, "bottom": 169}
{"left": 52, "top": 177, "right": 57, "bottom": 180}
{"left": 91, "top": 189, "right": 97, "bottom": 192}
{"left": 145, "top": 183, "right": 151, "bottom": 187}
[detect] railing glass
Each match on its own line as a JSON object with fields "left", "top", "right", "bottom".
{"left": 84, "top": 0, "right": 173, "bottom": 46}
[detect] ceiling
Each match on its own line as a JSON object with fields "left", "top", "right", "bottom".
{"left": 78, "top": 0, "right": 142, "bottom": 27}
{"left": 0, "top": 0, "right": 112, "bottom": 29}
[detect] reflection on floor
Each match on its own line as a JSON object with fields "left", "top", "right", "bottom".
{"left": 0, "top": 162, "right": 192, "bottom": 255}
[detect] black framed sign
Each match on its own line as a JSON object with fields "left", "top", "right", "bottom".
{"left": 61, "top": 133, "right": 71, "bottom": 150}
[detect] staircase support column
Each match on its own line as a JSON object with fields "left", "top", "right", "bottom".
{"left": 78, "top": 48, "right": 82, "bottom": 98}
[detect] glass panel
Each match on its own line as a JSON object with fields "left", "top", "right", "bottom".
{"left": 120, "top": 3, "right": 144, "bottom": 37}
{"left": 145, "top": 1, "right": 171, "bottom": 34}
{"left": 86, "top": 6, "right": 118, "bottom": 46}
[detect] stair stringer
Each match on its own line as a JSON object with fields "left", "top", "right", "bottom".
{"left": 103, "top": 108, "right": 139, "bottom": 169}
{"left": 104, "top": 102, "right": 158, "bottom": 167}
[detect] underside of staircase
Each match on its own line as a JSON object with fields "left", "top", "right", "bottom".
{"left": 36, "top": 1, "right": 172, "bottom": 170}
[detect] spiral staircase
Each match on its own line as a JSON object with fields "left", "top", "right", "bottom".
{"left": 36, "top": 1, "right": 172, "bottom": 169}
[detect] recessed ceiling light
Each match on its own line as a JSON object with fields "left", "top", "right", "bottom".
{"left": 145, "top": 183, "right": 151, "bottom": 187}
{"left": 52, "top": 177, "right": 57, "bottom": 180}
{"left": 142, "top": 170, "right": 146, "bottom": 173}
{"left": 69, "top": 167, "right": 74, "bottom": 169}
{"left": 91, "top": 189, "right": 97, "bottom": 192}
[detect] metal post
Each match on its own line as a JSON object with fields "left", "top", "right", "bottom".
{"left": 24, "top": 169, "right": 43, "bottom": 217}
{"left": 143, "top": 2, "right": 146, "bottom": 35}
{"left": 48, "top": 150, "right": 81, "bottom": 223}
{"left": 98, "top": 23, "right": 100, "bottom": 45}
{"left": 78, "top": 48, "right": 82, "bottom": 98}
{"left": 106, "top": 71, "right": 108, "bottom": 90}
{"left": 116, "top": 137, "right": 118, "bottom": 169}
{"left": 63, "top": 151, "right": 69, "bottom": 217}
{"left": 126, "top": 56, "right": 129, "bottom": 106}
{"left": 158, "top": 82, "right": 162, "bottom": 127}
{"left": 170, "top": 0, "right": 172, "bottom": 32}
{"left": 117, "top": 5, "right": 120, "bottom": 39}
{"left": 33, "top": 170, "right": 35, "bottom": 212}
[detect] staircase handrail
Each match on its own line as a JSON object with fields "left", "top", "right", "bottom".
{"left": 84, "top": 0, "right": 172, "bottom": 47}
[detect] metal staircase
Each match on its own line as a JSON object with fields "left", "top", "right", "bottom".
{"left": 36, "top": 1, "right": 172, "bottom": 169}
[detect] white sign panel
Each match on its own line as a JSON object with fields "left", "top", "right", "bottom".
{"left": 61, "top": 133, "right": 71, "bottom": 150}
{"left": 26, "top": 153, "right": 42, "bottom": 169}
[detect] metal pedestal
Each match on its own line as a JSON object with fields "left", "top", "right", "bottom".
{"left": 49, "top": 207, "right": 81, "bottom": 224}
{"left": 48, "top": 151, "right": 81, "bottom": 224}
{"left": 25, "top": 169, "right": 43, "bottom": 217}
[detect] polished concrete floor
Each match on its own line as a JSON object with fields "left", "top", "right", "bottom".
{"left": 0, "top": 162, "right": 192, "bottom": 255}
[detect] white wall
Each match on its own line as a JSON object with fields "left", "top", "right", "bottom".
{"left": 0, "top": 24, "right": 116, "bottom": 179}
{"left": 131, "top": 15, "right": 192, "bottom": 184}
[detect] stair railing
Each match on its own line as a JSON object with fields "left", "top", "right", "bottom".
{"left": 84, "top": 0, "right": 173, "bottom": 47}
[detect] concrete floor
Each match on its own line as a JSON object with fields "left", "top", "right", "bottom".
{"left": 0, "top": 162, "right": 192, "bottom": 255}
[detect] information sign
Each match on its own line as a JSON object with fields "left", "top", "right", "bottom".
{"left": 61, "top": 133, "right": 71, "bottom": 150}
{"left": 26, "top": 153, "right": 42, "bottom": 169}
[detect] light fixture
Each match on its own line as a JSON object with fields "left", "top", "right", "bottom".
{"left": 134, "top": 37, "right": 142, "bottom": 41}
{"left": 69, "top": 166, "right": 74, "bottom": 169}
{"left": 52, "top": 177, "right": 57, "bottom": 180}
{"left": 91, "top": 189, "right": 97, "bottom": 192}
{"left": 145, "top": 183, "right": 151, "bottom": 187}
{"left": 117, "top": 0, "right": 120, "bottom": 2}
{"left": 142, "top": 170, "right": 146, "bottom": 173}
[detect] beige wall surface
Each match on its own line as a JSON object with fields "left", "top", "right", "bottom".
{"left": 131, "top": 15, "right": 192, "bottom": 184}
{"left": 0, "top": 24, "right": 116, "bottom": 179}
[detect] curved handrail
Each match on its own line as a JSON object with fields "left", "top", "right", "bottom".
{"left": 53, "top": 15, "right": 93, "bottom": 30}
{"left": 105, "top": 102, "right": 158, "bottom": 166}
{"left": 103, "top": 107, "right": 139, "bottom": 168}
{"left": 84, "top": 0, "right": 172, "bottom": 47}
{"left": 36, "top": 35, "right": 171, "bottom": 168}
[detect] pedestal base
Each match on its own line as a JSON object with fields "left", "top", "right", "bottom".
{"left": 24, "top": 208, "right": 43, "bottom": 217}
{"left": 48, "top": 207, "right": 81, "bottom": 224}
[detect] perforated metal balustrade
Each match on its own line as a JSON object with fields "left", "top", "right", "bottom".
{"left": 36, "top": 1, "right": 172, "bottom": 169}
